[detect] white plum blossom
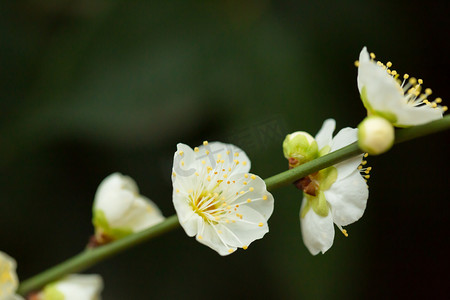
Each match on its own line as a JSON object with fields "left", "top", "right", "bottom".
{"left": 0, "top": 251, "right": 23, "bottom": 300}
{"left": 172, "top": 141, "right": 274, "bottom": 256}
{"left": 38, "top": 274, "right": 103, "bottom": 300}
{"left": 357, "top": 46, "right": 446, "bottom": 127}
{"left": 285, "top": 119, "right": 369, "bottom": 255}
{"left": 92, "top": 173, "right": 165, "bottom": 243}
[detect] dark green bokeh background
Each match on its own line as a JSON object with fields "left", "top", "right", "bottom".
{"left": 1, "top": 1, "right": 449, "bottom": 299}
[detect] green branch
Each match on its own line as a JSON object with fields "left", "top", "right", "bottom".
{"left": 17, "top": 115, "right": 450, "bottom": 296}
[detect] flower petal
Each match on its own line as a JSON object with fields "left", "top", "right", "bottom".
{"left": 172, "top": 190, "right": 199, "bottom": 237}
{"left": 226, "top": 173, "right": 274, "bottom": 219}
{"left": 0, "top": 251, "right": 20, "bottom": 298}
{"left": 300, "top": 198, "right": 335, "bottom": 255}
{"left": 196, "top": 141, "right": 251, "bottom": 174}
{"left": 393, "top": 103, "right": 443, "bottom": 126}
{"left": 223, "top": 205, "right": 269, "bottom": 246}
{"left": 315, "top": 118, "right": 336, "bottom": 150}
{"left": 114, "top": 195, "right": 165, "bottom": 231}
{"left": 43, "top": 274, "right": 103, "bottom": 300}
{"left": 328, "top": 127, "right": 363, "bottom": 178}
{"left": 172, "top": 143, "right": 198, "bottom": 179}
{"left": 93, "top": 173, "right": 165, "bottom": 236}
{"left": 330, "top": 127, "right": 358, "bottom": 152}
{"left": 324, "top": 169, "right": 368, "bottom": 226}
{"left": 94, "top": 173, "right": 139, "bottom": 223}
{"left": 358, "top": 48, "right": 405, "bottom": 113}
{"left": 196, "top": 221, "right": 234, "bottom": 256}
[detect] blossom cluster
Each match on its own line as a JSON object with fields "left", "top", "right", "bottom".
{"left": 3, "top": 45, "right": 446, "bottom": 298}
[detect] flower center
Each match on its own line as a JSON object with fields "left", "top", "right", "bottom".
{"left": 294, "top": 173, "right": 320, "bottom": 196}
{"left": 189, "top": 189, "right": 225, "bottom": 223}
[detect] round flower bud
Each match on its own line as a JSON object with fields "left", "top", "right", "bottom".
{"left": 358, "top": 116, "right": 395, "bottom": 155}
{"left": 283, "top": 131, "right": 319, "bottom": 167}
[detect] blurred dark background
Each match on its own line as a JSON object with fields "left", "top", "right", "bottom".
{"left": 1, "top": 0, "right": 449, "bottom": 299}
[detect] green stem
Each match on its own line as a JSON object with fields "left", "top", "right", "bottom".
{"left": 17, "top": 216, "right": 180, "bottom": 295}
{"left": 17, "top": 115, "right": 450, "bottom": 296}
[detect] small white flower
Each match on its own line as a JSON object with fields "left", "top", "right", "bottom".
{"left": 172, "top": 141, "right": 274, "bottom": 256}
{"left": 357, "top": 47, "right": 446, "bottom": 127}
{"left": 0, "top": 251, "right": 23, "bottom": 300}
{"left": 295, "top": 119, "right": 369, "bottom": 255}
{"left": 92, "top": 173, "right": 165, "bottom": 243}
{"left": 39, "top": 274, "right": 103, "bottom": 300}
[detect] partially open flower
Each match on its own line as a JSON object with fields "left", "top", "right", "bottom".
{"left": 358, "top": 116, "right": 395, "bottom": 155}
{"left": 0, "top": 251, "right": 23, "bottom": 300}
{"left": 286, "top": 119, "right": 369, "bottom": 255}
{"left": 357, "top": 47, "right": 446, "bottom": 127}
{"left": 92, "top": 173, "right": 165, "bottom": 244}
{"left": 172, "top": 141, "right": 274, "bottom": 255}
{"left": 37, "top": 274, "right": 103, "bottom": 300}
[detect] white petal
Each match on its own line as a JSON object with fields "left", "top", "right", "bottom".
{"left": 332, "top": 155, "right": 364, "bottom": 180}
{"left": 315, "top": 118, "right": 336, "bottom": 150}
{"left": 224, "top": 205, "right": 269, "bottom": 246}
{"left": 0, "top": 251, "right": 19, "bottom": 298}
{"left": 393, "top": 103, "right": 443, "bottom": 126}
{"left": 226, "top": 173, "right": 274, "bottom": 219}
{"left": 328, "top": 127, "right": 362, "bottom": 178}
{"left": 93, "top": 173, "right": 165, "bottom": 234}
{"left": 44, "top": 274, "right": 103, "bottom": 300}
{"left": 113, "top": 196, "right": 165, "bottom": 231}
{"left": 94, "top": 173, "right": 138, "bottom": 223}
{"left": 196, "top": 142, "right": 251, "bottom": 174}
{"left": 330, "top": 127, "right": 358, "bottom": 152}
{"left": 196, "top": 221, "right": 233, "bottom": 256}
{"left": 300, "top": 198, "right": 335, "bottom": 255}
{"left": 172, "top": 191, "right": 200, "bottom": 237}
{"left": 358, "top": 48, "right": 405, "bottom": 110}
{"left": 172, "top": 143, "right": 197, "bottom": 180}
{"left": 324, "top": 169, "right": 368, "bottom": 226}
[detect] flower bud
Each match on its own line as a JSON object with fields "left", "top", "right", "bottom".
{"left": 40, "top": 274, "right": 103, "bottom": 300}
{"left": 92, "top": 173, "right": 165, "bottom": 244}
{"left": 358, "top": 116, "right": 395, "bottom": 155}
{"left": 283, "top": 131, "right": 319, "bottom": 167}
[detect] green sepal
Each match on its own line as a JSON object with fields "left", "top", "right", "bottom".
{"left": 318, "top": 166, "right": 337, "bottom": 191}
{"left": 310, "top": 192, "right": 329, "bottom": 217}
{"left": 360, "top": 86, "right": 375, "bottom": 115}
{"left": 283, "top": 134, "right": 319, "bottom": 165}
{"left": 374, "top": 110, "right": 397, "bottom": 124}
{"left": 318, "top": 145, "right": 331, "bottom": 157}
{"left": 92, "top": 209, "right": 133, "bottom": 240}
